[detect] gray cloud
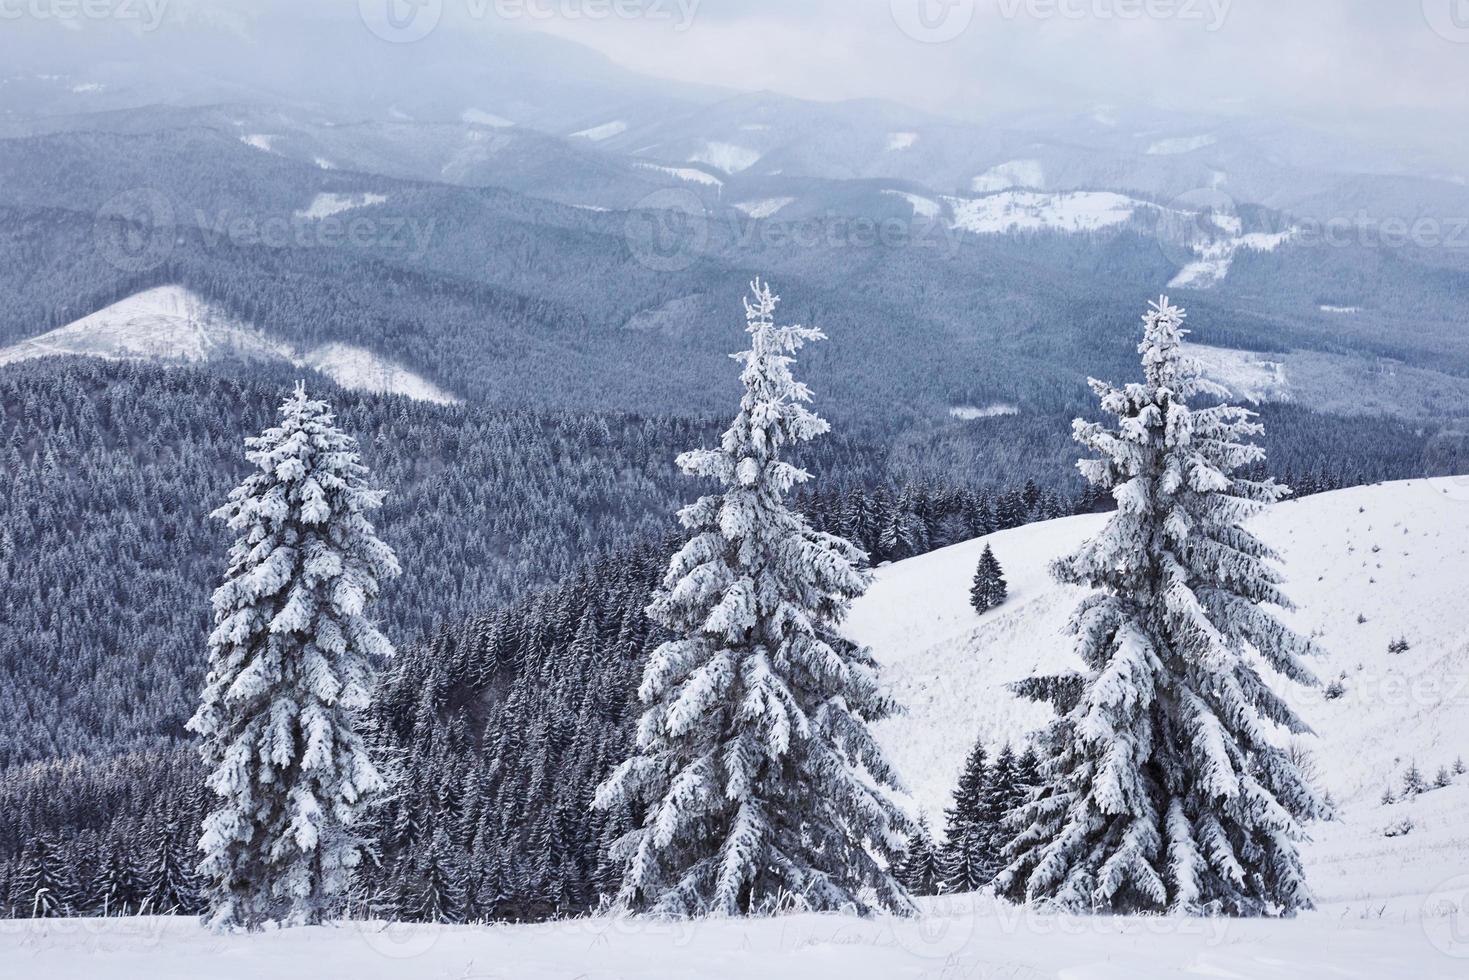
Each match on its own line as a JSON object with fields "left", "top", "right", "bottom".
{"left": 512, "top": 0, "right": 1468, "bottom": 156}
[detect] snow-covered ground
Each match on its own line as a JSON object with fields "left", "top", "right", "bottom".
{"left": 11, "top": 898, "right": 1468, "bottom": 979}
{"left": 570, "top": 120, "right": 628, "bottom": 142}
{"left": 1146, "top": 134, "right": 1218, "bottom": 156}
{"left": 882, "top": 190, "right": 942, "bottom": 219}
{"left": 1189, "top": 344, "right": 1292, "bottom": 403}
{"left": 638, "top": 162, "right": 724, "bottom": 187}
{"left": 461, "top": 109, "right": 514, "bottom": 128}
{"left": 0, "top": 286, "right": 460, "bottom": 405}
{"left": 947, "top": 191, "right": 1141, "bottom": 235}
{"left": 970, "top": 159, "right": 1045, "bottom": 193}
{"left": 9, "top": 480, "right": 1468, "bottom": 978}
{"left": 293, "top": 192, "right": 387, "bottom": 221}
{"left": 689, "top": 141, "right": 761, "bottom": 174}
{"left": 1168, "top": 227, "right": 1296, "bottom": 289}
{"left": 949, "top": 402, "right": 1020, "bottom": 420}
{"left": 733, "top": 197, "right": 795, "bottom": 219}
{"left": 886, "top": 131, "right": 919, "bottom": 151}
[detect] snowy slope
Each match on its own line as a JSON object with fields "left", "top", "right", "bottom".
{"left": 847, "top": 479, "right": 1469, "bottom": 915}
{"left": 12, "top": 481, "right": 1469, "bottom": 978}
{"left": 947, "top": 191, "right": 1143, "bottom": 235}
{"left": 0, "top": 286, "right": 460, "bottom": 405}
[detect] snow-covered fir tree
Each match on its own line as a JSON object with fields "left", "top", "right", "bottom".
{"left": 896, "top": 815, "right": 942, "bottom": 897}
{"left": 997, "top": 297, "right": 1328, "bottom": 917}
{"left": 970, "top": 544, "right": 1008, "bottom": 614}
{"left": 143, "top": 820, "right": 202, "bottom": 915}
{"left": 594, "top": 279, "right": 913, "bottom": 917}
{"left": 93, "top": 836, "right": 146, "bottom": 915}
{"left": 188, "top": 383, "right": 400, "bottom": 930}
{"left": 13, "top": 834, "right": 74, "bottom": 918}
{"left": 941, "top": 737, "right": 992, "bottom": 894}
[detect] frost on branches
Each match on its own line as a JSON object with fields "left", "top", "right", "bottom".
{"left": 997, "top": 298, "right": 1328, "bottom": 917}
{"left": 595, "top": 280, "right": 914, "bottom": 917}
{"left": 188, "top": 384, "right": 400, "bottom": 930}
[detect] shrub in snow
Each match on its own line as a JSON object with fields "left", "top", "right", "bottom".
{"left": 1324, "top": 677, "right": 1346, "bottom": 700}
{"left": 1456, "top": 757, "right": 1467, "bottom": 776}
{"left": 1387, "top": 637, "right": 1410, "bottom": 655}
{"left": 1434, "top": 767, "right": 1452, "bottom": 789}
{"left": 1402, "top": 762, "right": 1428, "bottom": 798}
{"left": 1383, "top": 817, "right": 1414, "bottom": 838}
{"left": 594, "top": 281, "right": 913, "bottom": 917}
{"left": 188, "top": 384, "right": 399, "bottom": 930}
{"left": 997, "top": 297, "right": 1328, "bottom": 917}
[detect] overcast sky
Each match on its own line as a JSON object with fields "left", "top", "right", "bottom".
{"left": 511, "top": 0, "right": 1468, "bottom": 133}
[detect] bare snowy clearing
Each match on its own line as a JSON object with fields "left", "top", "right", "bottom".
{"left": 0, "top": 286, "right": 460, "bottom": 404}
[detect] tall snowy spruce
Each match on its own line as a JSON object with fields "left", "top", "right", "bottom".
{"left": 594, "top": 280, "right": 914, "bottom": 917}
{"left": 188, "top": 384, "right": 400, "bottom": 930}
{"left": 997, "top": 298, "right": 1328, "bottom": 917}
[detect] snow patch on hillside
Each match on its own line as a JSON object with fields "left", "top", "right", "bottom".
{"left": 949, "top": 403, "right": 1019, "bottom": 420}
{"left": 570, "top": 120, "right": 627, "bottom": 141}
{"left": 240, "top": 134, "right": 275, "bottom": 153}
{"left": 0, "top": 286, "right": 290, "bottom": 366}
{"left": 461, "top": 108, "right": 513, "bottom": 127}
{"left": 301, "top": 343, "right": 459, "bottom": 405}
{"left": 1321, "top": 305, "right": 1361, "bottom": 314}
{"left": 1189, "top": 344, "right": 1292, "bottom": 403}
{"left": 733, "top": 197, "right": 794, "bottom": 219}
{"left": 0, "top": 286, "right": 459, "bottom": 405}
{"left": 1147, "top": 134, "right": 1217, "bottom": 155}
{"left": 886, "top": 131, "right": 919, "bottom": 151}
{"left": 294, "top": 192, "right": 387, "bottom": 221}
{"left": 690, "top": 141, "right": 761, "bottom": 173}
{"left": 1169, "top": 227, "right": 1295, "bottom": 289}
{"left": 882, "top": 190, "right": 941, "bottom": 218}
{"left": 639, "top": 162, "right": 724, "bottom": 187}
{"left": 970, "top": 159, "right": 1044, "bottom": 193}
{"left": 947, "top": 191, "right": 1141, "bottom": 235}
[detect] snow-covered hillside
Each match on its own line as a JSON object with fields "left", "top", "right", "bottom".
{"left": 16, "top": 480, "right": 1469, "bottom": 979}
{"left": 0, "top": 286, "right": 460, "bottom": 405}
{"left": 847, "top": 479, "right": 1469, "bottom": 915}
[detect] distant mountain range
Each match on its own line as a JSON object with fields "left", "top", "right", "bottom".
{"left": 3, "top": 5, "right": 1468, "bottom": 441}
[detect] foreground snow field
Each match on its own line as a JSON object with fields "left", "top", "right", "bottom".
{"left": 10, "top": 896, "right": 1469, "bottom": 979}
{"left": 9, "top": 479, "right": 1469, "bottom": 977}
